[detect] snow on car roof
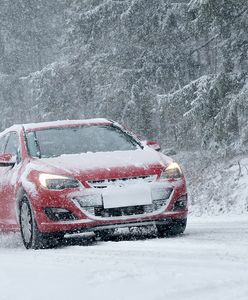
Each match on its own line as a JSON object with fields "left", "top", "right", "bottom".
{"left": 0, "top": 118, "right": 112, "bottom": 136}
{"left": 23, "top": 118, "right": 112, "bottom": 131}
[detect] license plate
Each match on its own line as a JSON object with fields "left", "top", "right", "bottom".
{"left": 102, "top": 184, "right": 152, "bottom": 209}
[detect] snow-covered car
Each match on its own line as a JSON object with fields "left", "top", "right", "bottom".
{"left": 0, "top": 118, "right": 188, "bottom": 249}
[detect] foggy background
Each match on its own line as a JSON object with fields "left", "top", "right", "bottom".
{"left": 0, "top": 0, "right": 247, "bottom": 154}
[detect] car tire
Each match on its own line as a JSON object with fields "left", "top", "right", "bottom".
{"left": 19, "top": 196, "right": 51, "bottom": 249}
{"left": 156, "top": 218, "right": 187, "bottom": 237}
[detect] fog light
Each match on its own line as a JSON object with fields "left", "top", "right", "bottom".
{"left": 173, "top": 195, "right": 187, "bottom": 211}
{"left": 44, "top": 208, "right": 78, "bottom": 221}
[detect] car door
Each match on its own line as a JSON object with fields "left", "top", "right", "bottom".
{"left": 0, "top": 132, "right": 21, "bottom": 231}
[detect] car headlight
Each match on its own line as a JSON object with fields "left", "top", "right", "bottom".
{"left": 39, "top": 174, "right": 81, "bottom": 190}
{"left": 160, "top": 162, "right": 183, "bottom": 179}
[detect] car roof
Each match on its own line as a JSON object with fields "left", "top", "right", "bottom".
{"left": 23, "top": 118, "right": 112, "bottom": 131}
{"left": 0, "top": 118, "right": 112, "bottom": 135}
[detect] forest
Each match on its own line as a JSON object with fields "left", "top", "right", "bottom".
{"left": 0, "top": 0, "right": 247, "bottom": 155}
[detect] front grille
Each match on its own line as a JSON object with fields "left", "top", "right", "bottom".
{"left": 76, "top": 184, "right": 173, "bottom": 218}
{"left": 87, "top": 175, "right": 156, "bottom": 189}
{"left": 94, "top": 205, "right": 146, "bottom": 217}
{"left": 81, "top": 196, "right": 171, "bottom": 218}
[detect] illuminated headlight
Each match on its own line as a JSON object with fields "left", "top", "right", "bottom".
{"left": 39, "top": 174, "right": 81, "bottom": 190}
{"left": 160, "top": 162, "right": 183, "bottom": 179}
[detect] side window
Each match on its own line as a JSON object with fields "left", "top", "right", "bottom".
{"left": 5, "top": 132, "right": 20, "bottom": 157}
{"left": 0, "top": 135, "right": 8, "bottom": 153}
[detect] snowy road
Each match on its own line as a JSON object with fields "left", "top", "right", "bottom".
{"left": 0, "top": 216, "right": 248, "bottom": 300}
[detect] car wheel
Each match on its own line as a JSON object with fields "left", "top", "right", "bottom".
{"left": 19, "top": 196, "right": 48, "bottom": 249}
{"left": 156, "top": 218, "right": 187, "bottom": 237}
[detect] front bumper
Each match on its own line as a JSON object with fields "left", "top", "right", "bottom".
{"left": 38, "top": 210, "right": 188, "bottom": 234}
{"left": 29, "top": 179, "right": 188, "bottom": 234}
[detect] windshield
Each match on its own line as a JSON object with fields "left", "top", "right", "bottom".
{"left": 26, "top": 125, "right": 141, "bottom": 158}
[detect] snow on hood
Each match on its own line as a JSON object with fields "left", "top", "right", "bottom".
{"left": 31, "top": 148, "right": 171, "bottom": 180}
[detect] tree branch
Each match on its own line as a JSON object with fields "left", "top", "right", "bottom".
{"left": 189, "top": 7, "right": 248, "bottom": 56}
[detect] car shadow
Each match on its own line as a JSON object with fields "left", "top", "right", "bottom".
{"left": 0, "top": 227, "right": 186, "bottom": 250}
{"left": 56, "top": 226, "right": 183, "bottom": 248}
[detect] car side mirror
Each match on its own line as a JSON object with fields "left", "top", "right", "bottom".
{"left": 146, "top": 140, "right": 161, "bottom": 151}
{"left": 0, "top": 153, "right": 16, "bottom": 167}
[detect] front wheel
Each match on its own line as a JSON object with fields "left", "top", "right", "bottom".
{"left": 156, "top": 218, "right": 187, "bottom": 237}
{"left": 19, "top": 196, "right": 60, "bottom": 249}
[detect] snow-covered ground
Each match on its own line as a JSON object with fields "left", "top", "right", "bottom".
{"left": 0, "top": 215, "right": 248, "bottom": 300}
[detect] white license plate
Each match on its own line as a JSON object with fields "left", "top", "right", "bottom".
{"left": 102, "top": 184, "right": 152, "bottom": 209}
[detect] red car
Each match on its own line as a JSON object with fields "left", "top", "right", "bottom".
{"left": 0, "top": 119, "right": 188, "bottom": 249}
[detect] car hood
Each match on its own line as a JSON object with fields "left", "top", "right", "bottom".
{"left": 31, "top": 148, "right": 171, "bottom": 181}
